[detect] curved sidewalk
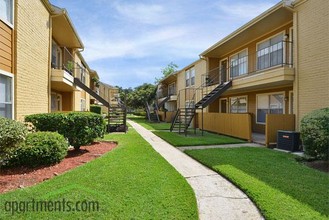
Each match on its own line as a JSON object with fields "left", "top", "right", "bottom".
{"left": 128, "top": 120, "right": 263, "bottom": 220}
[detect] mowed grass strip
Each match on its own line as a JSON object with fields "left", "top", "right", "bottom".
{"left": 153, "top": 130, "right": 245, "bottom": 147}
{"left": 0, "top": 128, "right": 197, "bottom": 219}
{"left": 186, "top": 147, "right": 329, "bottom": 219}
{"left": 129, "top": 117, "right": 171, "bottom": 131}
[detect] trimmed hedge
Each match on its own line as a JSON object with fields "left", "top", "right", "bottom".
{"left": 0, "top": 117, "right": 28, "bottom": 154}
{"left": 300, "top": 107, "right": 329, "bottom": 160}
{"left": 25, "top": 112, "right": 105, "bottom": 149}
{"left": 5, "top": 132, "right": 68, "bottom": 167}
{"left": 90, "top": 105, "right": 102, "bottom": 114}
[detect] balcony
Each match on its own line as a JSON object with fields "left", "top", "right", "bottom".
{"left": 51, "top": 47, "right": 78, "bottom": 92}
{"left": 202, "top": 41, "right": 294, "bottom": 93}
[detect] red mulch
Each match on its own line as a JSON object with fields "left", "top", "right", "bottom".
{"left": 0, "top": 141, "right": 117, "bottom": 194}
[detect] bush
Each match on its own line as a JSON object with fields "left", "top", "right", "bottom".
{"left": 300, "top": 108, "right": 329, "bottom": 160}
{"left": 133, "top": 109, "right": 146, "bottom": 117}
{"left": 0, "top": 117, "right": 28, "bottom": 154}
{"left": 5, "top": 132, "right": 68, "bottom": 167}
{"left": 25, "top": 112, "right": 105, "bottom": 150}
{"left": 90, "top": 105, "right": 102, "bottom": 114}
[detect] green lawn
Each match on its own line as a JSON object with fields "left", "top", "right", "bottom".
{"left": 129, "top": 117, "right": 171, "bottom": 131}
{"left": 153, "top": 130, "right": 246, "bottom": 147}
{"left": 185, "top": 147, "right": 329, "bottom": 220}
{"left": 0, "top": 128, "right": 197, "bottom": 219}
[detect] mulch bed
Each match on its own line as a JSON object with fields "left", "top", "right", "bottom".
{"left": 0, "top": 141, "right": 117, "bottom": 194}
{"left": 305, "top": 160, "right": 329, "bottom": 173}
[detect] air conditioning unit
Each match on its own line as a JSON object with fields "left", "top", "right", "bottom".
{"left": 277, "top": 130, "right": 300, "bottom": 152}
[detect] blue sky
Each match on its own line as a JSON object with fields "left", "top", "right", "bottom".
{"left": 50, "top": 0, "right": 279, "bottom": 88}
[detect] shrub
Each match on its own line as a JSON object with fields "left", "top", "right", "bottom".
{"left": 25, "top": 112, "right": 106, "bottom": 150}
{"left": 0, "top": 117, "right": 28, "bottom": 155}
{"left": 300, "top": 107, "right": 329, "bottom": 160}
{"left": 90, "top": 105, "right": 102, "bottom": 114}
{"left": 66, "top": 112, "right": 105, "bottom": 149}
{"left": 5, "top": 132, "right": 68, "bottom": 167}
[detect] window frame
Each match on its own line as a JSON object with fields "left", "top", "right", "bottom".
{"left": 219, "top": 98, "right": 228, "bottom": 113}
{"left": 0, "top": 0, "right": 14, "bottom": 28}
{"left": 256, "top": 91, "right": 285, "bottom": 125}
{"left": 80, "top": 98, "right": 86, "bottom": 111}
{"left": 256, "top": 31, "right": 286, "bottom": 71}
{"left": 185, "top": 67, "right": 195, "bottom": 87}
{"left": 229, "top": 96, "right": 248, "bottom": 114}
{"left": 229, "top": 48, "right": 248, "bottom": 79}
{"left": 168, "top": 82, "right": 176, "bottom": 96}
{"left": 51, "top": 40, "right": 62, "bottom": 69}
{"left": 0, "top": 69, "right": 14, "bottom": 119}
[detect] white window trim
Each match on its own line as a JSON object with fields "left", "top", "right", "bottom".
{"left": 256, "top": 91, "right": 285, "bottom": 125}
{"left": 0, "top": 0, "right": 14, "bottom": 29}
{"left": 255, "top": 31, "right": 286, "bottom": 71}
{"left": 0, "top": 69, "right": 14, "bottom": 119}
{"left": 229, "top": 95, "right": 248, "bottom": 113}
{"left": 185, "top": 67, "right": 195, "bottom": 88}
{"left": 219, "top": 58, "right": 228, "bottom": 82}
{"left": 289, "top": 91, "right": 293, "bottom": 114}
{"left": 219, "top": 98, "right": 228, "bottom": 113}
{"left": 229, "top": 48, "right": 248, "bottom": 79}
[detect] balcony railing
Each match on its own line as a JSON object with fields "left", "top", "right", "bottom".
{"left": 201, "top": 40, "right": 293, "bottom": 87}
{"left": 51, "top": 47, "right": 77, "bottom": 76}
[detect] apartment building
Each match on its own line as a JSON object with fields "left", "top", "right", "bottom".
{"left": 0, "top": 0, "right": 98, "bottom": 120}
{"left": 157, "top": 59, "right": 207, "bottom": 122}
{"left": 160, "top": 0, "right": 328, "bottom": 145}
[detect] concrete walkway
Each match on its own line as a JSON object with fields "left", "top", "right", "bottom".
{"left": 128, "top": 120, "right": 263, "bottom": 220}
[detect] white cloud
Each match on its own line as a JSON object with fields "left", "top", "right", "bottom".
{"left": 215, "top": 1, "right": 275, "bottom": 20}
{"left": 112, "top": 2, "right": 170, "bottom": 25}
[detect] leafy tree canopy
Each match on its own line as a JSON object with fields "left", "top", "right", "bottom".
{"left": 155, "top": 62, "right": 178, "bottom": 83}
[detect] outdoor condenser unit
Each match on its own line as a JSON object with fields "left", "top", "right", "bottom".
{"left": 277, "top": 130, "right": 300, "bottom": 152}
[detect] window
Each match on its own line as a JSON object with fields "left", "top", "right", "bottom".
{"left": 81, "top": 99, "right": 86, "bottom": 111}
{"left": 168, "top": 83, "right": 176, "bottom": 95}
{"left": 0, "top": 73, "right": 13, "bottom": 119}
{"left": 257, "top": 93, "right": 284, "bottom": 123}
{"left": 257, "top": 34, "right": 283, "bottom": 70}
{"left": 78, "top": 64, "right": 86, "bottom": 84}
{"left": 185, "top": 67, "right": 195, "bottom": 87}
{"left": 230, "top": 96, "right": 247, "bottom": 113}
{"left": 51, "top": 41, "right": 62, "bottom": 69}
{"left": 0, "top": 0, "right": 13, "bottom": 26}
{"left": 51, "top": 93, "right": 62, "bottom": 112}
{"left": 230, "top": 49, "right": 247, "bottom": 78}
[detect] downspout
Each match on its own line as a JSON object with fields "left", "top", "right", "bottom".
{"left": 283, "top": 1, "right": 299, "bottom": 131}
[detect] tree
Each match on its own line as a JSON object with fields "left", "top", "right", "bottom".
{"left": 155, "top": 62, "right": 178, "bottom": 83}
{"left": 119, "top": 83, "right": 156, "bottom": 109}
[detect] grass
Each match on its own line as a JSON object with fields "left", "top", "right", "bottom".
{"left": 185, "top": 147, "right": 329, "bottom": 220}
{"left": 0, "top": 128, "right": 197, "bottom": 219}
{"left": 129, "top": 117, "right": 171, "bottom": 131}
{"left": 153, "top": 130, "right": 246, "bottom": 147}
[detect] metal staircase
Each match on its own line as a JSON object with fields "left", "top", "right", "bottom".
{"left": 195, "top": 81, "right": 232, "bottom": 109}
{"left": 145, "top": 101, "right": 160, "bottom": 122}
{"left": 170, "top": 108, "right": 195, "bottom": 134}
{"left": 170, "top": 77, "right": 232, "bottom": 135}
{"left": 157, "top": 96, "right": 170, "bottom": 109}
{"left": 74, "top": 77, "right": 127, "bottom": 132}
{"left": 108, "top": 100, "right": 127, "bottom": 132}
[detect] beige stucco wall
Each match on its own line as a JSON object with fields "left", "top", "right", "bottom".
{"left": 294, "top": 0, "right": 329, "bottom": 129}
{"left": 15, "top": 0, "right": 50, "bottom": 120}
